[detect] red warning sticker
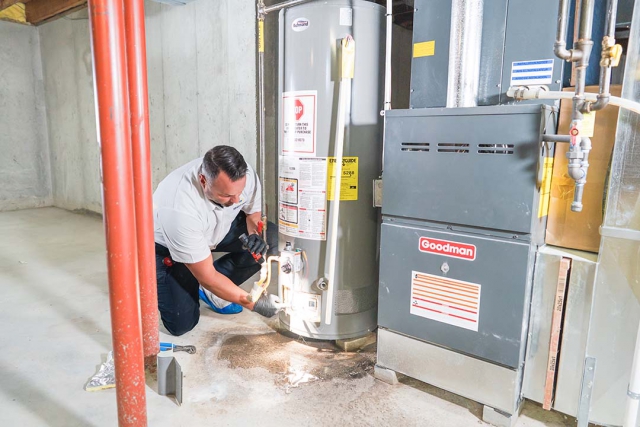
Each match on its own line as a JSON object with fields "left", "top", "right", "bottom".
{"left": 419, "top": 237, "right": 476, "bottom": 261}
{"left": 410, "top": 271, "right": 481, "bottom": 332}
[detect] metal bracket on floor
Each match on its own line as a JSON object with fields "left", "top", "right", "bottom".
{"left": 158, "top": 355, "right": 183, "bottom": 405}
{"left": 373, "top": 364, "right": 399, "bottom": 385}
{"left": 577, "top": 357, "right": 597, "bottom": 427}
{"left": 482, "top": 405, "right": 520, "bottom": 427}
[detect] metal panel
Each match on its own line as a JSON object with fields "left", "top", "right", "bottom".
{"left": 584, "top": 3, "right": 640, "bottom": 423}
{"left": 277, "top": 0, "right": 384, "bottom": 339}
{"left": 554, "top": 249, "right": 597, "bottom": 417}
{"left": 377, "top": 328, "right": 521, "bottom": 414}
{"left": 522, "top": 246, "right": 597, "bottom": 416}
{"left": 382, "top": 106, "right": 547, "bottom": 234}
{"left": 379, "top": 219, "right": 531, "bottom": 368}
{"left": 410, "top": 0, "right": 509, "bottom": 108}
{"left": 409, "top": 0, "right": 451, "bottom": 108}
{"left": 500, "top": 0, "right": 564, "bottom": 105}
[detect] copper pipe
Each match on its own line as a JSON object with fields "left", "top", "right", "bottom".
{"left": 88, "top": 0, "right": 147, "bottom": 425}
{"left": 124, "top": 0, "right": 159, "bottom": 362}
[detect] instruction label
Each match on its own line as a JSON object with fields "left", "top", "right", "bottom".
{"left": 327, "top": 157, "right": 358, "bottom": 201}
{"left": 579, "top": 111, "right": 596, "bottom": 138}
{"left": 279, "top": 177, "right": 298, "bottom": 205}
{"left": 410, "top": 271, "right": 481, "bottom": 332}
{"left": 510, "top": 59, "right": 554, "bottom": 86}
{"left": 278, "top": 156, "right": 327, "bottom": 241}
{"left": 282, "top": 91, "right": 317, "bottom": 156}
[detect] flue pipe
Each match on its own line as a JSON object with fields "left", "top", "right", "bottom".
{"left": 447, "top": 0, "right": 484, "bottom": 108}
{"left": 88, "top": 0, "right": 147, "bottom": 425}
{"left": 123, "top": 0, "right": 159, "bottom": 363}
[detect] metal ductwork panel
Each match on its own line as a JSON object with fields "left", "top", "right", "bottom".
{"left": 409, "top": 0, "right": 563, "bottom": 109}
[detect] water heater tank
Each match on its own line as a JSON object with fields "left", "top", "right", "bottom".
{"left": 276, "top": 0, "right": 385, "bottom": 340}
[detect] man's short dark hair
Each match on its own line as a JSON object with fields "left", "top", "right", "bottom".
{"left": 201, "top": 145, "right": 248, "bottom": 182}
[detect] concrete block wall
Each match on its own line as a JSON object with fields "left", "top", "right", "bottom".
{"left": 0, "top": 21, "right": 52, "bottom": 212}
{"left": 38, "top": 0, "right": 258, "bottom": 214}
{"left": 1, "top": 0, "right": 411, "bottom": 217}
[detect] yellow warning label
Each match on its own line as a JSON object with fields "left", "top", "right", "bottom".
{"left": 579, "top": 112, "right": 596, "bottom": 138}
{"left": 327, "top": 157, "right": 358, "bottom": 201}
{"left": 258, "top": 20, "right": 265, "bottom": 53}
{"left": 538, "top": 157, "right": 554, "bottom": 218}
{"left": 413, "top": 41, "right": 435, "bottom": 58}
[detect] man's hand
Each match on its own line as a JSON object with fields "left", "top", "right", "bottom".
{"left": 244, "top": 233, "right": 267, "bottom": 257}
{"left": 253, "top": 294, "right": 282, "bottom": 318}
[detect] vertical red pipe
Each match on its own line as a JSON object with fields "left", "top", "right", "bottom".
{"left": 123, "top": 0, "right": 159, "bottom": 362}
{"left": 88, "top": 0, "right": 148, "bottom": 425}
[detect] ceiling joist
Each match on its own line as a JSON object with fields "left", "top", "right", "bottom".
{"left": 25, "top": 0, "right": 86, "bottom": 25}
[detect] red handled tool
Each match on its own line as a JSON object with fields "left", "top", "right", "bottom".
{"left": 239, "top": 221, "right": 265, "bottom": 264}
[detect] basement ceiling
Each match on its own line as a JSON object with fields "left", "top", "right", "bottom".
{"left": 0, "top": 0, "right": 87, "bottom": 25}
{"left": 0, "top": 0, "right": 415, "bottom": 28}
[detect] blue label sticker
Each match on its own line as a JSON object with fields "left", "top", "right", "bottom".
{"left": 510, "top": 59, "right": 554, "bottom": 87}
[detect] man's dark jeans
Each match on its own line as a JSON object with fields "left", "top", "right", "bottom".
{"left": 155, "top": 212, "right": 277, "bottom": 336}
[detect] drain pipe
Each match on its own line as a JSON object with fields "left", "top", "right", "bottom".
{"left": 88, "top": 0, "right": 147, "bottom": 424}
{"left": 381, "top": 0, "right": 392, "bottom": 171}
{"left": 325, "top": 36, "right": 355, "bottom": 326}
{"left": 507, "top": 87, "right": 640, "bottom": 115}
{"left": 384, "top": 0, "right": 392, "bottom": 112}
{"left": 554, "top": 0, "right": 576, "bottom": 61}
{"left": 257, "top": 0, "right": 268, "bottom": 238}
{"left": 582, "top": 0, "right": 623, "bottom": 112}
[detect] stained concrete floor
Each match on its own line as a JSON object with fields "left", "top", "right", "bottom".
{"left": 1, "top": 207, "right": 583, "bottom": 426}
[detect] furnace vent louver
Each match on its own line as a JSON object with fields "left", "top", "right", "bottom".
{"left": 401, "top": 142, "right": 430, "bottom": 152}
{"left": 478, "top": 144, "right": 515, "bottom": 155}
{"left": 437, "top": 143, "right": 469, "bottom": 153}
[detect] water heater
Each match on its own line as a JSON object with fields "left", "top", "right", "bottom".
{"left": 275, "top": 0, "right": 385, "bottom": 340}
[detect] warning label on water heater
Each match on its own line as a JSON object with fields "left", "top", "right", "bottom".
{"left": 282, "top": 90, "right": 317, "bottom": 156}
{"left": 327, "top": 157, "right": 358, "bottom": 201}
{"left": 410, "top": 271, "right": 481, "bottom": 332}
{"left": 278, "top": 156, "right": 327, "bottom": 241}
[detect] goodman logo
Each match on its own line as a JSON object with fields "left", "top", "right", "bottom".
{"left": 292, "top": 18, "right": 310, "bottom": 32}
{"left": 419, "top": 237, "right": 476, "bottom": 261}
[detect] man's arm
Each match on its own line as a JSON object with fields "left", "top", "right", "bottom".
{"left": 245, "top": 211, "right": 263, "bottom": 235}
{"left": 185, "top": 254, "right": 255, "bottom": 310}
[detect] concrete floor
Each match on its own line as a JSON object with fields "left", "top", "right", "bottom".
{"left": 1, "top": 207, "right": 582, "bottom": 426}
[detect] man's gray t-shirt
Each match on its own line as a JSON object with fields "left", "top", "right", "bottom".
{"left": 153, "top": 158, "right": 261, "bottom": 264}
